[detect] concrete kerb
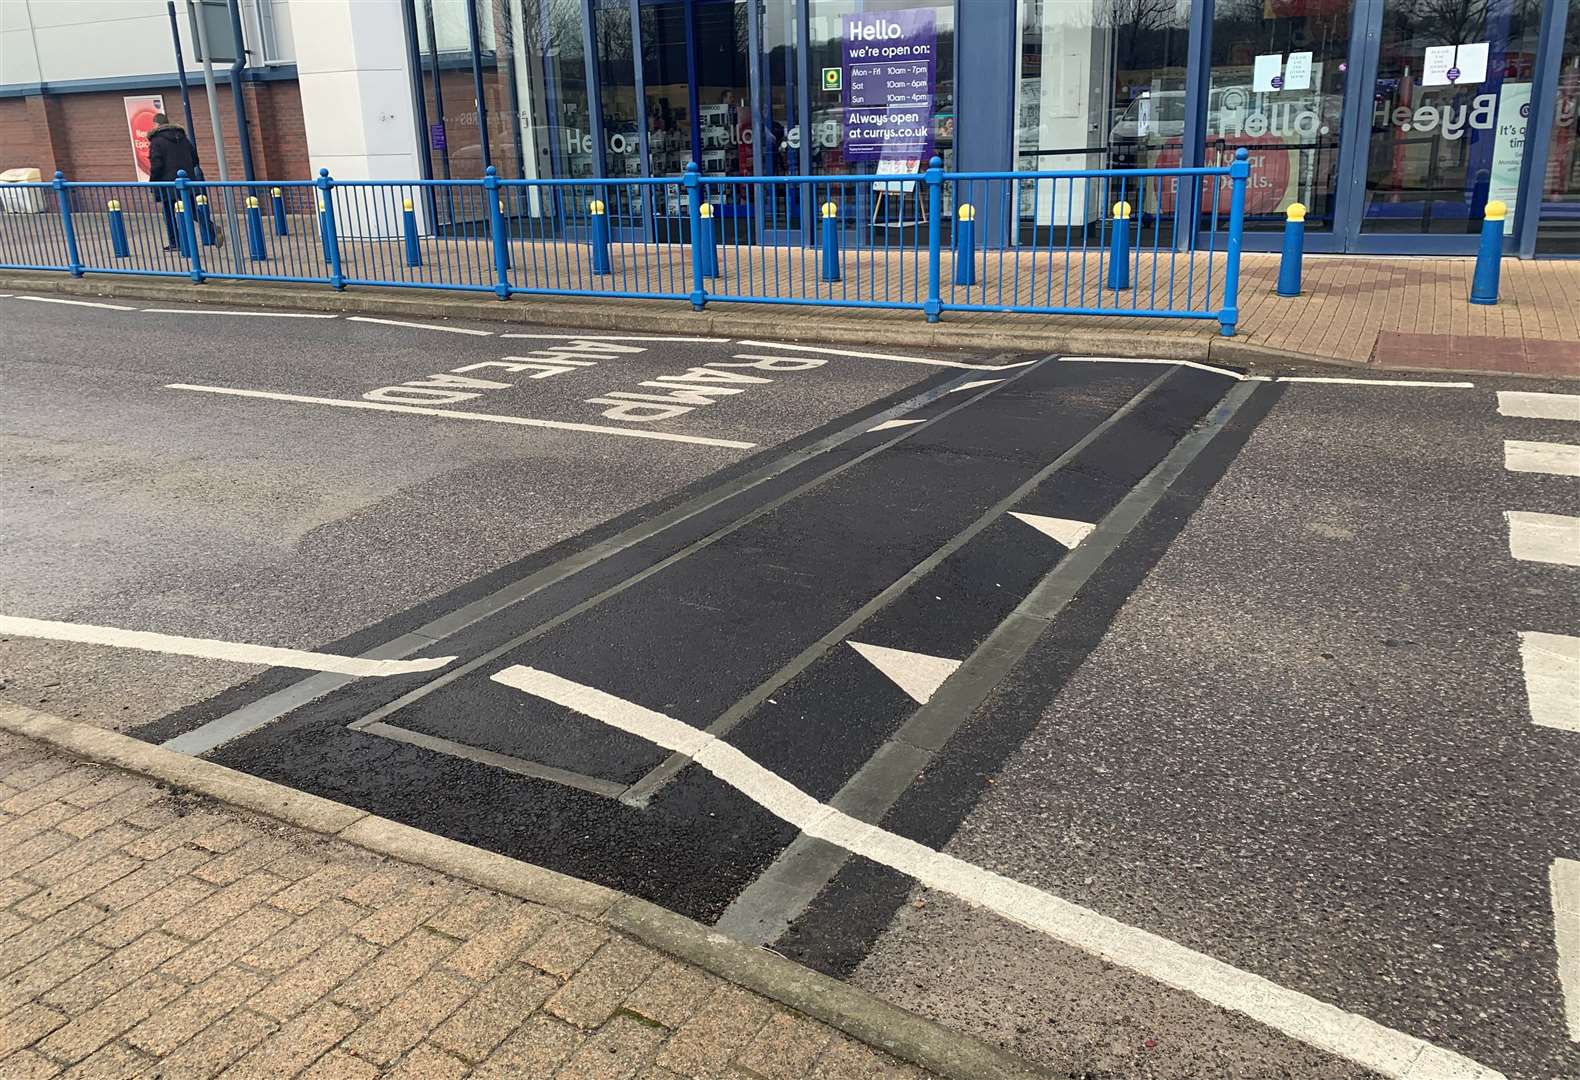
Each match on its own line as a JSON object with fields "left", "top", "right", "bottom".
{"left": 0, "top": 703, "right": 1051, "bottom": 1080}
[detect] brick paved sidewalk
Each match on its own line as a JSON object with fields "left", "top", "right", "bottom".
{"left": 0, "top": 733, "right": 933, "bottom": 1080}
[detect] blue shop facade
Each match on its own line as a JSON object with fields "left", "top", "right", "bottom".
{"left": 404, "top": 0, "right": 1579, "bottom": 256}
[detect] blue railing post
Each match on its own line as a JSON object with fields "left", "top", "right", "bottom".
{"left": 486, "top": 166, "right": 511, "bottom": 298}
{"left": 589, "top": 198, "right": 611, "bottom": 275}
{"left": 316, "top": 168, "right": 343, "bottom": 290}
{"left": 1276, "top": 202, "right": 1306, "bottom": 297}
{"left": 175, "top": 171, "right": 204, "bottom": 283}
{"left": 272, "top": 186, "right": 289, "bottom": 235}
{"left": 1106, "top": 200, "right": 1132, "bottom": 291}
{"left": 52, "top": 172, "right": 83, "bottom": 277}
{"left": 925, "top": 156, "right": 942, "bottom": 322}
{"left": 820, "top": 200, "right": 841, "bottom": 283}
{"left": 194, "top": 194, "right": 217, "bottom": 246}
{"left": 685, "top": 163, "right": 706, "bottom": 310}
{"left": 246, "top": 196, "right": 268, "bottom": 261}
{"left": 953, "top": 202, "right": 976, "bottom": 286}
{"left": 1470, "top": 200, "right": 1507, "bottom": 305}
{"left": 1219, "top": 147, "right": 1250, "bottom": 337}
{"left": 402, "top": 197, "right": 423, "bottom": 267}
{"left": 107, "top": 199, "right": 130, "bottom": 259}
{"left": 697, "top": 202, "right": 718, "bottom": 278}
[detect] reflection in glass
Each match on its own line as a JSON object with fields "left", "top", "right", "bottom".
{"left": 1537, "top": 0, "right": 1579, "bottom": 252}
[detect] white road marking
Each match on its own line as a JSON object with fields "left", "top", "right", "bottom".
{"left": 1062, "top": 360, "right": 1476, "bottom": 389}
{"left": 347, "top": 316, "right": 492, "bottom": 336}
{"left": 1505, "top": 511, "right": 1580, "bottom": 567}
{"left": 165, "top": 383, "right": 756, "bottom": 449}
{"left": 500, "top": 333, "right": 728, "bottom": 342}
{"left": 867, "top": 419, "right": 925, "bottom": 433}
{"left": 735, "top": 340, "right": 1038, "bottom": 372}
{"left": 141, "top": 308, "right": 339, "bottom": 318}
{"left": 1062, "top": 356, "right": 1247, "bottom": 380}
{"left": 847, "top": 642, "right": 962, "bottom": 705}
{"left": 1553, "top": 858, "right": 1580, "bottom": 1042}
{"left": 1274, "top": 376, "right": 1476, "bottom": 388}
{"left": 947, "top": 379, "right": 1006, "bottom": 394}
{"left": 1010, "top": 512, "right": 1095, "bottom": 549}
{"left": 14, "top": 295, "right": 135, "bottom": 311}
{"left": 0, "top": 615, "right": 455, "bottom": 677}
{"left": 1520, "top": 632, "right": 1580, "bottom": 734}
{"left": 1498, "top": 391, "right": 1580, "bottom": 423}
{"left": 1505, "top": 441, "right": 1580, "bottom": 478}
{"left": 491, "top": 665, "right": 1502, "bottom": 1080}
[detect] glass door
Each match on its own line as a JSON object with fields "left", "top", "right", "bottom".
{"left": 1536, "top": 0, "right": 1579, "bottom": 253}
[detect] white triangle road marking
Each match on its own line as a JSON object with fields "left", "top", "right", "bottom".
{"left": 847, "top": 641, "right": 962, "bottom": 705}
{"left": 867, "top": 418, "right": 925, "bottom": 433}
{"left": 1010, "top": 512, "right": 1095, "bottom": 549}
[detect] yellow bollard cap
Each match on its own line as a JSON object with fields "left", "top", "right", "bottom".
{"left": 403, "top": 197, "right": 414, "bottom": 211}
{"left": 247, "top": 196, "right": 259, "bottom": 208}
{"left": 271, "top": 186, "right": 282, "bottom": 197}
{"left": 1483, "top": 200, "right": 1508, "bottom": 222}
{"left": 107, "top": 199, "right": 120, "bottom": 211}
{"left": 699, "top": 202, "right": 714, "bottom": 218}
{"left": 174, "top": 200, "right": 184, "bottom": 212}
{"left": 588, "top": 199, "right": 606, "bottom": 214}
{"left": 1285, "top": 202, "right": 1307, "bottom": 223}
{"left": 499, "top": 199, "right": 506, "bottom": 213}
{"left": 956, "top": 203, "right": 975, "bottom": 222}
{"left": 317, "top": 196, "right": 325, "bottom": 211}
{"left": 195, "top": 194, "right": 208, "bottom": 205}
{"left": 821, "top": 201, "right": 839, "bottom": 218}
{"left": 1111, "top": 200, "right": 1132, "bottom": 220}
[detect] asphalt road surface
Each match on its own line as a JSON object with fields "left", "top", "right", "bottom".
{"left": 2, "top": 292, "right": 1576, "bottom": 1080}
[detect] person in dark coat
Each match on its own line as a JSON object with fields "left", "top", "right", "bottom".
{"left": 146, "top": 114, "right": 200, "bottom": 251}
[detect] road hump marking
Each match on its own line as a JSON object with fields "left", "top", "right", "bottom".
{"left": 1010, "top": 512, "right": 1096, "bottom": 549}
{"left": 1505, "top": 440, "right": 1580, "bottom": 478}
{"left": 1504, "top": 511, "right": 1580, "bottom": 567}
{"left": 1520, "top": 632, "right": 1580, "bottom": 733}
{"left": 847, "top": 641, "right": 962, "bottom": 705}
{"left": 1498, "top": 391, "right": 1580, "bottom": 422}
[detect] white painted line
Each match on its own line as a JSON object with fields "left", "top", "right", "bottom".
{"left": 1010, "top": 512, "right": 1095, "bottom": 549}
{"left": 0, "top": 616, "right": 455, "bottom": 677}
{"left": 0, "top": 293, "right": 13, "bottom": 298}
{"left": 14, "top": 295, "right": 135, "bottom": 311}
{"left": 847, "top": 642, "right": 962, "bottom": 705}
{"left": 735, "top": 340, "right": 1038, "bottom": 372}
{"left": 492, "top": 665, "right": 1502, "bottom": 1080}
{"left": 347, "top": 316, "right": 492, "bottom": 336}
{"left": 1552, "top": 858, "right": 1580, "bottom": 1041}
{"left": 1274, "top": 376, "right": 1476, "bottom": 388}
{"left": 947, "top": 379, "right": 1006, "bottom": 394}
{"left": 1505, "top": 511, "right": 1580, "bottom": 567}
{"left": 1505, "top": 441, "right": 1580, "bottom": 478}
{"left": 165, "top": 383, "right": 756, "bottom": 450}
{"left": 867, "top": 419, "right": 925, "bottom": 433}
{"left": 501, "top": 333, "right": 728, "bottom": 342}
{"left": 1520, "top": 632, "right": 1580, "bottom": 734}
{"left": 1498, "top": 391, "right": 1580, "bottom": 423}
{"left": 141, "top": 308, "right": 339, "bottom": 318}
{"left": 1062, "top": 356, "right": 1247, "bottom": 380}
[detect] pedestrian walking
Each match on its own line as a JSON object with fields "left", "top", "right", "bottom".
{"left": 147, "top": 114, "right": 200, "bottom": 251}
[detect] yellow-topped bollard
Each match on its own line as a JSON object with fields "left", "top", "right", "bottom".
{"left": 1470, "top": 201, "right": 1508, "bottom": 304}
{"left": 820, "top": 200, "right": 841, "bottom": 281}
{"left": 589, "top": 195, "right": 611, "bottom": 274}
{"left": 245, "top": 192, "right": 268, "bottom": 261}
{"left": 402, "top": 192, "right": 422, "bottom": 267}
{"left": 107, "top": 198, "right": 129, "bottom": 258}
{"left": 954, "top": 202, "right": 977, "bottom": 286}
{"left": 1107, "top": 201, "right": 1133, "bottom": 290}
{"left": 1277, "top": 202, "right": 1308, "bottom": 297}
{"left": 695, "top": 199, "right": 718, "bottom": 278}
{"left": 271, "top": 186, "right": 289, "bottom": 236}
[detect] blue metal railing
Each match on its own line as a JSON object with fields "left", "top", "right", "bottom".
{"left": 0, "top": 150, "right": 1251, "bottom": 335}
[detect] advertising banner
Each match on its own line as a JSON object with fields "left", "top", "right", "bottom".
{"left": 842, "top": 8, "right": 935, "bottom": 162}
{"left": 1487, "top": 82, "right": 1531, "bottom": 235}
{"left": 124, "top": 95, "right": 165, "bottom": 182}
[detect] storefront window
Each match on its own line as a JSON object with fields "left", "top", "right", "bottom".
{"left": 1537, "top": 0, "right": 1579, "bottom": 253}
{"left": 1363, "top": 0, "right": 1544, "bottom": 235}
{"left": 1206, "top": 0, "right": 1353, "bottom": 231}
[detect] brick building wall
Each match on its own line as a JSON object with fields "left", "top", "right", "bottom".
{"left": 0, "top": 79, "right": 309, "bottom": 183}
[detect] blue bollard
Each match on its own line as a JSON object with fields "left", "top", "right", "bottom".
{"left": 953, "top": 202, "right": 976, "bottom": 286}
{"left": 1106, "top": 200, "right": 1132, "bottom": 291}
{"left": 107, "top": 199, "right": 130, "bottom": 259}
{"left": 272, "top": 187, "right": 289, "bottom": 235}
{"left": 317, "top": 195, "right": 332, "bottom": 264}
{"left": 1276, "top": 202, "right": 1307, "bottom": 297}
{"left": 246, "top": 196, "right": 268, "bottom": 260}
{"left": 175, "top": 198, "right": 192, "bottom": 259}
{"left": 820, "top": 200, "right": 841, "bottom": 283}
{"left": 697, "top": 202, "right": 718, "bottom": 279}
{"left": 1469, "top": 200, "right": 1507, "bottom": 306}
{"left": 589, "top": 199, "right": 611, "bottom": 275}
{"left": 402, "top": 197, "right": 422, "bottom": 267}
{"left": 194, "top": 194, "right": 217, "bottom": 246}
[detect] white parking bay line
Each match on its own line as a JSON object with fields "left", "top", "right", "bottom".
{"left": 14, "top": 295, "right": 135, "bottom": 311}
{"left": 492, "top": 664, "right": 1503, "bottom": 1080}
{"left": 1553, "top": 859, "right": 1580, "bottom": 1041}
{"left": 1520, "top": 632, "right": 1580, "bottom": 734}
{"left": 0, "top": 615, "right": 455, "bottom": 677}
{"left": 1498, "top": 391, "right": 1580, "bottom": 422}
{"left": 1505, "top": 511, "right": 1580, "bottom": 567}
{"left": 501, "top": 333, "right": 728, "bottom": 342}
{"left": 141, "top": 308, "right": 338, "bottom": 318}
{"left": 166, "top": 383, "right": 756, "bottom": 449}
{"left": 735, "top": 340, "right": 1037, "bottom": 372}
{"left": 347, "top": 316, "right": 492, "bottom": 336}
{"left": 1506, "top": 440, "right": 1580, "bottom": 477}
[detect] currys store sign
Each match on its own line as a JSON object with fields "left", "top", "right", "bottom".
{"left": 842, "top": 8, "right": 935, "bottom": 161}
